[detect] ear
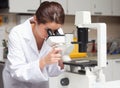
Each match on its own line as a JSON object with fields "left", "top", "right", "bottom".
{"left": 33, "top": 16, "right": 37, "bottom": 24}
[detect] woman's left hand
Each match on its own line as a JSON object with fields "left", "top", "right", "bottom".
{"left": 58, "top": 59, "right": 64, "bottom": 69}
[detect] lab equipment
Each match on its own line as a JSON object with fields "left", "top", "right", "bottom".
{"left": 46, "top": 29, "right": 74, "bottom": 62}
{"left": 48, "top": 11, "right": 120, "bottom": 88}
{"left": 49, "top": 11, "right": 107, "bottom": 88}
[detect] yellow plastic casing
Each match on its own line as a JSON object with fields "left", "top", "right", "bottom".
{"left": 69, "top": 38, "right": 87, "bottom": 59}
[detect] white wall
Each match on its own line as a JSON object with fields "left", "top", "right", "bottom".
{"left": 1, "top": 14, "right": 120, "bottom": 41}
{"left": 62, "top": 15, "right": 120, "bottom": 41}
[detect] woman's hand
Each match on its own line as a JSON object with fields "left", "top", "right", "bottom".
{"left": 58, "top": 59, "right": 64, "bottom": 70}
{"left": 39, "top": 48, "right": 62, "bottom": 70}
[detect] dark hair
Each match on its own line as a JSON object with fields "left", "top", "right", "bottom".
{"left": 35, "top": 1, "right": 65, "bottom": 24}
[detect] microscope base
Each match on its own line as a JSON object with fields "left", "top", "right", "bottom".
{"left": 49, "top": 72, "right": 98, "bottom": 88}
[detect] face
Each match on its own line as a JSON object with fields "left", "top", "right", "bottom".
{"left": 35, "top": 22, "right": 62, "bottom": 40}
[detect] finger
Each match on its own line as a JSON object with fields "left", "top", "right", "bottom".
{"left": 51, "top": 58, "right": 61, "bottom": 63}
{"left": 52, "top": 48, "right": 62, "bottom": 54}
{"left": 58, "top": 60, "right": 64, "bottom": 69}
{"left": 52, "top": 53, "right": 62, "bottom": 58}
{"left": 47, "top": 57, "right": 60, "bottom": 64}
{"left": 49, "top": 48, "right": 55, "bottom": 54}
{"left": 51, "top": 44, "right": 58, "bottom": 48}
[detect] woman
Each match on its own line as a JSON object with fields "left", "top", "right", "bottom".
{"left": 3, "top": 1, "right": 65, "bottom": 88}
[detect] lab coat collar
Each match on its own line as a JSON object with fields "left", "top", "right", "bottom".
{"left": 22, "top": 17, "right": 39, "bottom": 54}
{"left": 22, "top": 17, "right": 34, "bottom": 40}
{"left": 21, "top": 17, "right": 52, "bottom": 55}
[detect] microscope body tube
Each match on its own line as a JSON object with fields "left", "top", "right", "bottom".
{"left": 77, "top": 27, "right": 88, "bottom": 52}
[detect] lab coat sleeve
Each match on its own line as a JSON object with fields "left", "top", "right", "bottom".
{"left": 7, "top": 29, "right": 48, "bottom": 83}
{"left": 47, "top": 63, "right": 64, "bottom": 77}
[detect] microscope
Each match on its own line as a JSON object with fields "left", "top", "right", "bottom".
{"left": 48, "top": 11, "right": 107, "bottom": 88}
{"left": 46, "top": 28, "right": 74, "bottom": 62}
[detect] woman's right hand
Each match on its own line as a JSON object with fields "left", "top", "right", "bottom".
{"left": 39, "top": 48, "right": 62, "bottom": 70}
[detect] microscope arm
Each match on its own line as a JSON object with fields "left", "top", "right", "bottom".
{"left": 79, "top": 23, "right": 107, "bottom": 68}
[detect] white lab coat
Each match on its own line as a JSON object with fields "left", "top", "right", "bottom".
{"left": 2, "top": 17, "right": 64, "bottom": 88}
